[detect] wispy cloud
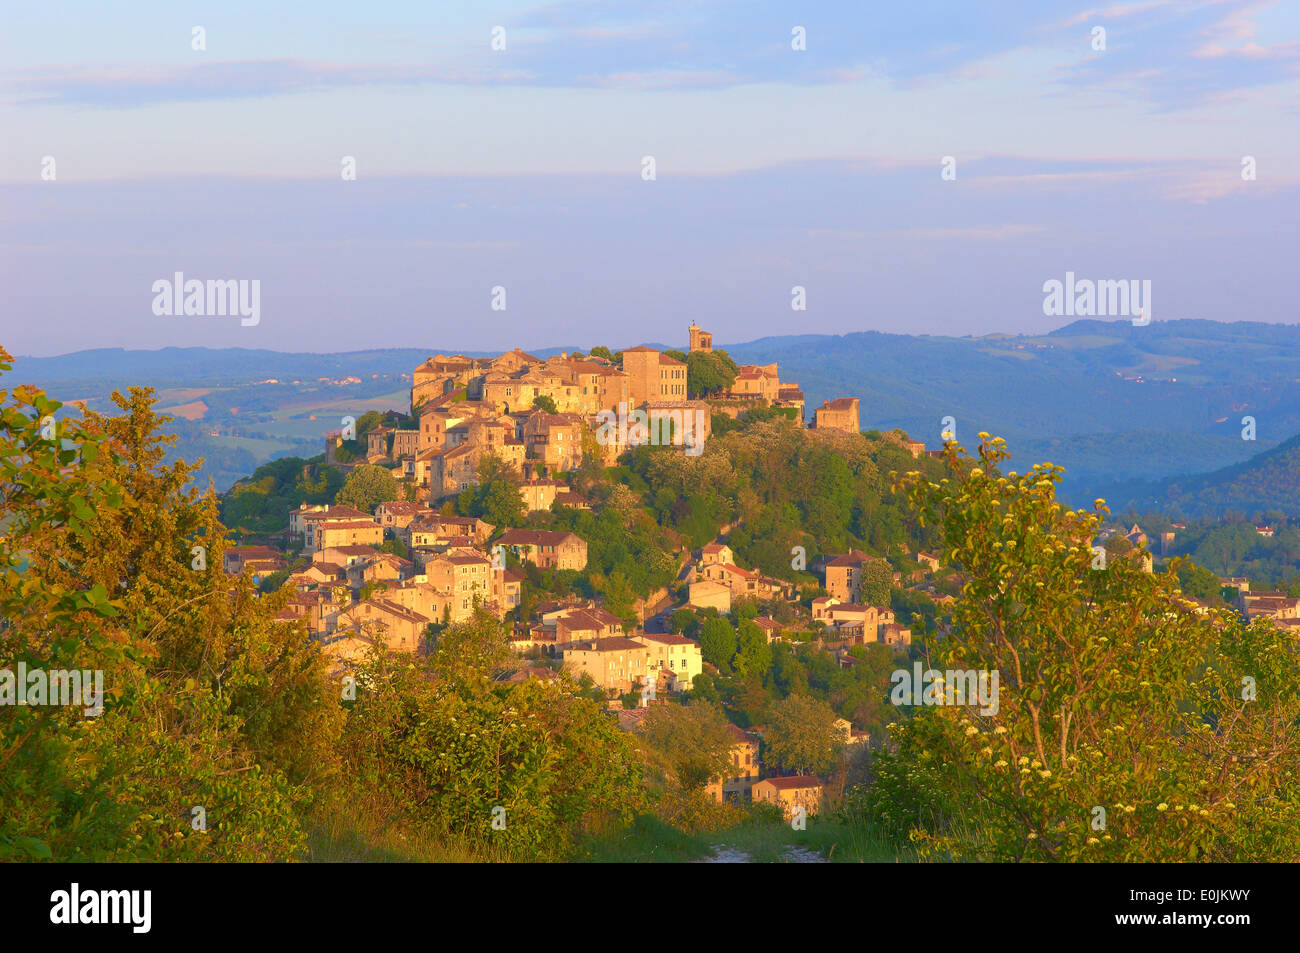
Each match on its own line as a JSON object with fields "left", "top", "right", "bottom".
{"left": 897, "top": 224, "right": 1048, "bottom": 240}
{"left": 2, "top": 59, "right": 534, "bottom": 107}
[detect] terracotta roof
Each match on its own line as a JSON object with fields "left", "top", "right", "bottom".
{"left": 561, "top": 637, "right": 647, "bottom": 652}
{"left": 366, "top": 599, "right": 430, "bottom": 624}
{"left": 228, "top": 545, "right": 280, "bottom": 558}
{"left": 762, "top": 775, "right": 823, "bottom": 790}
{"left": 725, "top": 723, "right": 755, "bottom": 744}
{"left": 717, "top": 563, "right": 757, "bottom": 579}
{"left": 318, "top": 544, "right": 380, "bottom": 557}
{"left": 558, "top": 609, "right": 608, "bottom": 631}
{"left": 638, "top": 632, "right": 694, "bottom": 645}
{"left": 377, "top": 501, "right": 430, "bottom": 514}
{"left": 498, "top": 528, "right": 582, "bottom": 547}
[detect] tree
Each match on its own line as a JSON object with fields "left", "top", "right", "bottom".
{"left": 221, "top": 456, "right": 342, "bottom": 534}
{"left": 859, "top": 557, "right": 892, "bottom": 606}
{"left": 669, "top": 608, "right": 698, "bottom": 635}
{"left": 638, "top": 701, "right": 737, "bottom": 792}
{"left": 599, "top": 570, "right": 637, "bottom": 624}
{"left": 0, "top": 356, "right": 341, "bottom": 861}
{"left": 589, "top": 345, "right": 616, "bottom": 363}
{"left": 686, "top": 350, "right": 739, "bottom": 398}
{"left": 464, "top": 453, "right": 525, "bottom": 529}
{"left": 336, "top": 463, "right": 401, "bottom": 512}
{"left": 532, "top": 394, "right": 558, "bottom": 414}
{"left": 867, "top": 433, "right": 1300, "bottom": 861}
{"left": 1104, "top": 533, "right": 1135, "bottom": 556}
{"left": 698, "top": 617, "right": 737, "bottom": 671}
{"left": 765, "top": 694, "right": 843, "bottom": 776}
{"left": 342, "top": 615, "right": 644, "bottom": 857}
{"left": 733, "top": 619, "right": 773, "bottom": 678}
{"left": 1173, "top": 559, "right": 1221, "bottom": 602}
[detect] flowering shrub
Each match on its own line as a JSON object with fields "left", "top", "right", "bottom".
{"left": 857, "top": 434, "right": 1300, "bottom": 862}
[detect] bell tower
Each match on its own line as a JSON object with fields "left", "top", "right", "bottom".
{"left": 688, "top": 324, "right": 713, "bottom": 353}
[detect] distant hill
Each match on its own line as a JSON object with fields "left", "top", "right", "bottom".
{"left": 1100, "top": 431, "right": 1300, "bottom": 517}
{"left": 725, "top": 318, "right": 1300, "bottom": 505}
{"left": 12, "top": 318, "right": 1300, "bottom": 505}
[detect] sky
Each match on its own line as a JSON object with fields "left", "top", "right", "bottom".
{"left": 2, "top": 0, "right": 1298, "bottom": 356}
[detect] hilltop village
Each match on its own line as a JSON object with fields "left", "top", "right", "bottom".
{"left": 219, "top": 326, "right": 1300, "bottom": 817}
{"left": 219, "top": 326, "right": 938, "bottom": 813}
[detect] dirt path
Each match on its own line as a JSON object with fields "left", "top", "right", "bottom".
{"left": 700, "top": 846, "right": 827, "bottom": 863}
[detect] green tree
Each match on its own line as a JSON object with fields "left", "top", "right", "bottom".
{"left": 336, "top": 463, "right": 401, "bottom": 513}
{"left": 638, "top": 701, "right": 736, "bottom": 792}
{"left": 733, "top": 619, "right": 773, "bottom": 679}
{"left": 669, "top": 607, "right": 698, "bottom": 635}
{"left": 686, "top": 350, "right": 739, "bottom": 398}
{"left": 765, "top": 694, "right": 843, "bottom": 776}
{"left": 464, "top": 453, "right": 525, "bottom": 529}
{"left": 532, "top": 394, "right": 558, "bottom": 414}
{"left": 1173, "top": 559, "right": 1221, "bottom": 602}
{"left": 868, "top": 434, "right": 1300, "bottom": 861}
{"left": 698, "top": 617, "right": 737, "bottom": 671}
{"left": 340, "top": 613, "right": 643, "bottom": 857}
{"left": 0, "top": 356, "right": 341, "bottom": 861}
{"left": 859, "top": 557, "right": 892, "bottom": 605}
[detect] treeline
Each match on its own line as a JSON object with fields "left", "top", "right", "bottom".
{"left": 0, "top": 367, "right": 643, "bottom": 861}
{"left": 625, "top": 419, "right": 946, "bottom": 579}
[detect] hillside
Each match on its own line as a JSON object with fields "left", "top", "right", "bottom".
{"left": 13, "top": 318, "right": 1300, "bottom": 505}
{"left": 727, "top": 319, "right": 1300, "bottom": 505}
{"left": 1101, "top": 430, "right": 1300, "bottom": 517}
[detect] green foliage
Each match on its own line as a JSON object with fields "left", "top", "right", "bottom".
{"left": 732, "top": 620, "right": 772, "bottom": 679}
{"left": 221, "top": 456, "right": 343, "bottom": 534}
{"left": 669, "top": 608, "right": 698, "bottom": 635}
{"left": 765, "top": 694, "right": 843, "bottom": 776}
{"left": 628, "top": 417, "right": 944, "bottom": 563}
{"left": 858, "top": 558, "right": 892, "bottom": 605}
{"left": 537, "top": 485, "right": 678, "bottom": 600}
{"left": 335, "top": 464, "right": 401, "bottom": 513}
{"left": 1, "top": 356, "right": 342, "bottom": 861}
{"left": 638, "top": 701, "right": 736, "bottom": 792}
{"left": 1159, "top": 516, "right": 1300, "bottom": 584}
{"left": 1172, "top": 559, "right": 1224, "bottom": 602}
{"left": 460, "top": 453, "right": 525, "bottom": 529}
{"left": 865, "top": 433, "right": 1300, "bottom": 861}
{"left": 685, "top": 350, "right": 739, "bottom": 398}
{"left": 339, "top": 615, "right": 645, "bottom": 858}
{"left": 532, "top": 394, "right": 558, "bottom": 414}
{"left": 698, "top": 617, "right": 737, "bottom": 671}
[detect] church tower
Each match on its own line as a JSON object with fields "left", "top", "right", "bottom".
{"left": 688, "top": 324, "right": 713, "bottom": 353}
